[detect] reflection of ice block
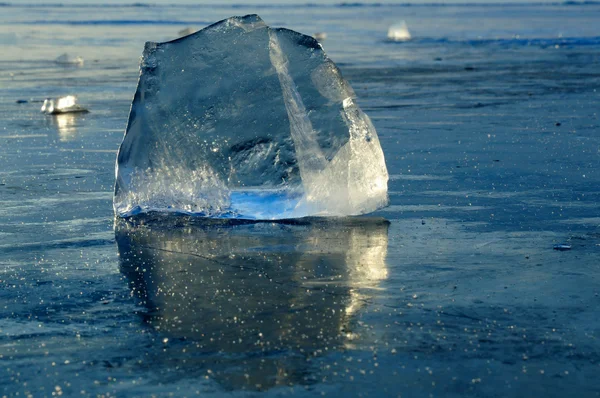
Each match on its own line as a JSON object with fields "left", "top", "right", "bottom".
{"left": 115, "top": 215, "right": 389, "bottom": 390}
{"left": 41, "top": 95, "right": 88, "bottom": 115}
{"left": 387, "top": 21, "right": 411, "bottom": 41}
{"left": 50, "top": 113, "right": 79, "bottom": 141}
{"left": 55, "top": 53, "right": 84, "bottom": 65}
{"left": 114, "top": 14, "right": 389, "bottom": 220}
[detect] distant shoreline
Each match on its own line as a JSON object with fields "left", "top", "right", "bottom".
{"left": 2, "top": 1, "right": 600, "bottom": 9}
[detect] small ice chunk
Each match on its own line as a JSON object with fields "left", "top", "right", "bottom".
{"left": 553, "top": 244, "right": 572, "bottom": 251}
{"left": 313, "top": 32, "right": 327, "bottom": 42}
{"left": 41, "top": 95, "right": 88, "bottom": 115}
{"left": 55, "top": 53, "right": 84, "bottom": 66}
{"left": 387, "top": 21, "right": 411, "bottom": 42}
{"left": 114, "top": 15, "right": 388, "bottom": 219}
{"left": 177, "top": 27, "right": 197, "bottom": 38}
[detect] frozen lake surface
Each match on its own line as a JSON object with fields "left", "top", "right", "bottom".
{"left": 1, "top": 2, "right": 599, "bottom": 396}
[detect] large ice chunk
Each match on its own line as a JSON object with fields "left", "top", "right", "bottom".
{"left": 114, "top": 14, "right": 388, "bottom": 219}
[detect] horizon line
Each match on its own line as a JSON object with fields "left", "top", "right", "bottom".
{"left": 2, "top": 1, "right": 600, "bottom": 8}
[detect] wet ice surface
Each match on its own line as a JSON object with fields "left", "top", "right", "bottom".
{"left": 2, "top": 2, "right": 600, "bottom": 397}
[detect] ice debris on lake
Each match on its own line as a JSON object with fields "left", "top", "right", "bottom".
{"left": 177, "top": 27, "right": 197, "bottom": 38}
{"left": 553, "top": 244, "right": 572, "bottom": 251}
{"left": 313, "top": 32, "right": 327, "bottom": 42}
{"left": 387, "top": 21, "right": 411, "bottom": 41}
{"left": 114, "top": 14, "right": 388, "bottom": 220}
{"left": 55, "top": 53, "right": 84, "bottom": 66}
{"left": 41, "top": 95, "right": 88, "bottom": 115}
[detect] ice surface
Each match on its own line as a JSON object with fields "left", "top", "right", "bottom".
{"left": 387, "top": 21, "right": 411, "bottom": 41}
{"left": 114, "top": 14, "right": 388, "bottom": 219}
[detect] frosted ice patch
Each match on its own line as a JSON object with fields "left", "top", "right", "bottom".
{"left": 114, "top": 14, "right": 388, "bottom": 219}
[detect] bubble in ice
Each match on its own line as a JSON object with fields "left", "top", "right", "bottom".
{"left": 114, "top": 14, "right": 389, "bottom": 219}
{"left": 387, "top": 21, "right": 411, "bottom": 42}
